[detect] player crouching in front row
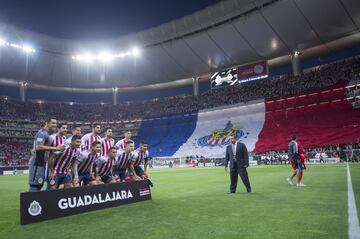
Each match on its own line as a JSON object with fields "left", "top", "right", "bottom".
{"left": 129, "top": 141, "right": 153, "bottom": 187}
{"left": 95, "top": 147, "right": 118, "bottom": 184}
{"left": 48, "top": 135, "right": 82, "bottom": 190}
{"left": 115, "top": 141, "right": 136, "bottom": 182}
{"left": 72, "top": 141, "right": 102, "bottom": 186}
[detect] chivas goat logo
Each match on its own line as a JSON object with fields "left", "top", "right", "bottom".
{"left": 28, "top": 200, "right": 42, "bottom": 216}
{"left": 196, "top": 121, "right": 248, "bottom": 147}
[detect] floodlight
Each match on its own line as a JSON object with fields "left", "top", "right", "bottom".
{"left": 131, "top": 47, "right": 140, "bottom": 56}
{"left": 98, "top": 52, "right": 114, "bottom": 63}
{"left": 23, "top": 45, "right": 35, "bottom": 53}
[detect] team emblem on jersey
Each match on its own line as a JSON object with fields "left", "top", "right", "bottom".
{"left": 28, "top": 200, "right": 42, "bottom": 216}
{"left": 196, "top": 121, "right": 249, "bottom": 147}
{"left": 36, "top": 138, "right": 44, "bottom": 143}
{"left": 50, "top": 179, "right": 56, "bottom": 186}
{"left": 37, "top": 178, "right": 43, "bottom": 184}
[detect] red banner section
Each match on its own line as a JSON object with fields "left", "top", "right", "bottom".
{"left": 237, "top": 61, "right": 268, "bottom": 83}
{"left": 255, "top": 81, "right": 360, "bottom": 153}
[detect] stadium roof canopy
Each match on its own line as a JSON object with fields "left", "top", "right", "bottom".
{"left": 0, "top": 0, "right": 360, "bottom": 92}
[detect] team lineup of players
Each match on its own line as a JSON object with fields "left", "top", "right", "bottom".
{"left": 27, "top": 117, "right": 307, "bottom": 192}
{"left": 28, "top": 117, "right": 152, "bottom": 192}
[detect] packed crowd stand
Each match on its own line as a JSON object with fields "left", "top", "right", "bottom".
{"left": 1, "top": 57, "right": 359, "bottom": 121}
{"left": 1, "top": 57, "right": 360, "bottom": 167}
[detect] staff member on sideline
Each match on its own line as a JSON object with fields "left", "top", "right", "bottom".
{"left": 224, "top": 134, "right": 251, "bottom": 193}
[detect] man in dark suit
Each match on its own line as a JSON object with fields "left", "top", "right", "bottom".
{"left": 225, "top": 134, "right": 251, "bottom": 193}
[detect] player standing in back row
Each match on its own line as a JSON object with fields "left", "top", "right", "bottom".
{"left": 101, "top": 127, "right": 114, "bottom": 156}
{"left": 115, "top": 130, "right": 132, "bottom": 151}
{"left": 65, "top": 125, "right": 81, "bottom": 146}
{"left": 81, "top": 122, "right": 101, "bottom": 151}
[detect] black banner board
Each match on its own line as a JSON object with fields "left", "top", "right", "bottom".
{"left": 20, "top": 180, "right": 151, "bottom": 225}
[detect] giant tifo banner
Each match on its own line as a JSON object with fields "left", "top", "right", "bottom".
{"left": 137, "top": 80, "right": 360, "bottom": 157}
{"left": 237, "top": 61, "right": 268, "bottom": 83}
{"left": 173, "top": 100, "right": 266, "bottom": 158}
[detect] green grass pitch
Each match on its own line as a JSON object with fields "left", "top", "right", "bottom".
{"left": 0, "top": 164, "right": 359, "bottom": 239}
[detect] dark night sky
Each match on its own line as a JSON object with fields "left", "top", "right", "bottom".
{"left": 0, "top": 0, "right": 221, "bottom": 40}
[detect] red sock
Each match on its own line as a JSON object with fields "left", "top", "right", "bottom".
{"left": 298, "top": 171, "right": 303, "bottom": 182}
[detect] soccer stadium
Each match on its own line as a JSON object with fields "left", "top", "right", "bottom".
{"left": 0, "top": 0, "right": 360, "bottom": 238}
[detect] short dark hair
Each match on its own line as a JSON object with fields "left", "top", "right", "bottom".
{"left": 72, "top": 125, "right": 81, "bottom": 131}
{"left": 291, "top": 135, "right": 297, "bottom": 141}
{"left": 104, "top": 127, "right": 112, "bottom": 132}
{"left": 58, "top": 123, "right": 67, "bottom": 128}
{"left": 72, "top": 135, "right": 82, "bottom": 142}
{"left": 109, "top": 147, "right": 117, "bottom": 151}
{"left": 46, "top": 117, "right": 56, "bottom": 123}
{"left": 126, "top": 140, "right": 134, "bottom": 145}
{"left": 91, "top": 141, "right": 100, "bottom": 147}
{"left": 140, "top": 141, "right": 148, "bottom": 145}
{"left": 92, "top": 122, "right": 101, "bottom": 128}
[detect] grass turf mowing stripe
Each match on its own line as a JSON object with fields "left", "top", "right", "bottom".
{"left": 0, "top": 165, "right": 349, "bottom": 239}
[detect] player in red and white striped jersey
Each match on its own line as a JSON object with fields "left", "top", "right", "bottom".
{"left": 65, "top": 125, "right": 81, "bottom": 146}
{"left": 100, "top": 127, "right": 115, "bottom": 157}
{"left": 130, "top": 141, "right": 150, "bottom": 179}
{"left": 130, "top": 141, "right": 153, "bottom": 187}
{"left": 115, "top": 130, "right": 132, "bottom": 151}
{"left": 46, "top": 123, "right": 67, "bottom": 189}
{"left": 49, "top": 123, "right": 67, "bottom": 148}
{"left": 95, "top": 147, "right": 117, "bottom": 184}
{"left": 81, "top": 122, "right": 101, "bottom": 152}
{"left": 48, "top": 135, "right": 81, "bottom": 189}
{"left": 115, "top": 141, "right": 135, "bottom": 182}
{"left": 73, "top": 141, "right": 101, "bottom": 186}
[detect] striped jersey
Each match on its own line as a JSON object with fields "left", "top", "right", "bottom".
{"left": 53, "top": 146, "right": 80, "bottom": 174}
{"left": 132, "top": 149, "right": 149, "bottom": 167}
{"left": 81, "top": 133, "right": 101, "bottom": 152}
{"left": 48, "top": 134, "right": 66, "bottom": 160}
{"left": 64, "top": 135, "right": 75, "bottom": 147}
{"left": 115, "top": 150, "right": 133, "bottom": 170}
{"left": 100, "top": 137, "right": 115, "bottom": 156}
{"left": 96, "top": 155, "right": 115, "bottom": 177}
{"left": 115, "top": 138, "right": 129, "bottom": 151}
{"left": 49, "top": 133, "right": 66, "bottom": 147}
{"left": 77, "top": 150, "right": 99, "bottom": 174}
